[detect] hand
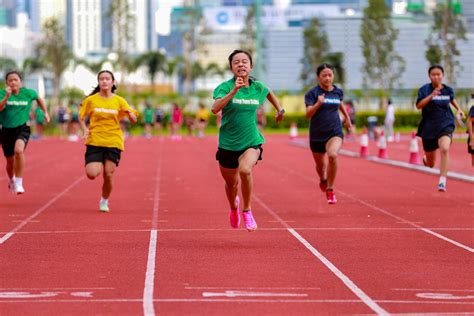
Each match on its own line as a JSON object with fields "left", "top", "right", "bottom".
{"left": 431, "top": 88, "right": 441, "bottom": 98}
{"left": 344, "top": 119, "right": 352, "bottom": 131}
{"left": 5, "top": 86, "right": 12, "bottom": 97}
{"left": 44, "top": 112, "right": 51, "bottom": 123}
{"left": 125, "top": 109, "right": 137, "bottom": 122}
{"left": 457, "top": 110, "right": 466, "bottom": 119}
{"left": 233, "top": 77, "right": 245, "bottom": 92}
{"left": 275, "top": 110, "right": 284, "bottom": 124}
{"left": 317, "top": 94, "right": 325, "bottom": 105}
{"left": 470, "top": 138, "right": 474, "bottom": 150}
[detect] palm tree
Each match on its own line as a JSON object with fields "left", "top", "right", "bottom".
{"left": 136, "top": 51, "right": 166, "bottom": 91}
{"left": 0, "top": 57, "right": 17, "bottom": 74}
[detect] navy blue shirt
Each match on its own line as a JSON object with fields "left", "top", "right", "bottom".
{"left": 304, "top": 85, "right": 344, "bottom": 142}
{"left": 416, "top": 83, "right": 455, "bottom": 139}
{"left": 469, "top": 106, "right": 474, "bottom": 132}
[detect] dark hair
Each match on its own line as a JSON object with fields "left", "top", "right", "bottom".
{"left": 88, "top": 70, "right": 117, "bottom": 96}
{"left": 316, "top": 63, "right": 333, "bottom": 77}
{"left": 428, "top": 65, "right": 444, "bottom": 75}
{"left": 228, "top": 49, "right": 253, "bottom": 68}
{"left": 5, "top": 70, "right": 23, "bottom": 81}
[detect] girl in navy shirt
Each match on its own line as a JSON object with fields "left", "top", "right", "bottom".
{"left": 468, "top": 102, "right": 474, "bottom": 167}
{"left": 416, "top": 65, "right": 465, "bottom": 191}
{"left": 304, "top": 64, "right": 352, "bottom": 204}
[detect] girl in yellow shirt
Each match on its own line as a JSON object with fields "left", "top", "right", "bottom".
{"left": 79, "top": 70, "right": 138, "bottom": 212}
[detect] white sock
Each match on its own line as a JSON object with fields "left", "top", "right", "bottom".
{"left": 100, "top": 197, "right": 108, "bottom": 204}
{"left": 9, "top": 176, "right": 15, "bottom": 183}
{"left": 15, "top": 177, "right": 23, "bottom": 186}
{"left": 439, "top": 176, "right": 446, "bottom": 185}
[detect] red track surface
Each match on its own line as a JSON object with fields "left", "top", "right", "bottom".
{"left": 1, "top": 135, "right": 473, "bottom": 315}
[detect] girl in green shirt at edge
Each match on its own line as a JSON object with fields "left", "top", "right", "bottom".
{"left": 0, "top": 71, "right": 50, "bottom": 194}
{"left": 212, "top": 49, "right": 285, "bottom": 232}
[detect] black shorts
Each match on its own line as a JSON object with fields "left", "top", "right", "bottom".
{"left": 85, "top": 145, "right": 122, "bottom": 166}
{"left": 216, "top": 145, "right": 263, "bottom": 169}
{"left": 310, "top": 135, "right": 343, "bottom": 154}
{"left": 468, "top": 137, "right": 474, "bottom": 154}
{"left": 422, "top": 133, "right": 452, "bottom": 152}
{"left": 1, "top": 124, "right": 31, "bottom": 158}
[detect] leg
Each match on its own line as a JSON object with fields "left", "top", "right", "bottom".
{"left": 13, "top": 139, "right": 26, "bottom": 178}
{"left": 471, "top": 154, "right": 474, "bottom": 167}
{"left": 438, "top": 136, "right": 451, "bottom": 177}
{"left": 311, "top": 152, "right": 327, "bottom": 182}
{"left": 219, "top": 165, "right": 240, "bottom": 210}
{"left": 238, "top": 148, "right": 260, "bottom": 211}
{"left": 6, "top": 156, "right": 14, "bottom": 179}
{"left": 325, "top": 137, "right": 343, "bottom": 190}
{"left": 424, "top": 150, "right": 436, "bottom": 168}
{"left": 85, "top": 162, "right": 103, "bottom": 180}
{"left": 102, "top": 160, "right": 116, "bottom": 199}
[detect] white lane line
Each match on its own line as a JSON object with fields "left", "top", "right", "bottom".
{"left": 1, "top": 298, "right": 473, "bottom": 305}
{"left": 269, "top": 162, "right": 474, "bottom": 253}
{"left": 338, "top": 192, "right": 474, "bottom": 253}
{"left": 0, "top": 288, "right": 114, "bottom": 290}
{"left": 185, "top": 287, "right": 320, "bottom": 290}
{"left": 143, "top": 140, "right": 162, "bottom": 316}
{"left": 0, "top": 176, "right": 85, "bottom": 245}
{"left": 253, "top": 195, "right": 390, "bottom": 316}
{"left": 2, "top": 227, "right": 472, "bottom": 236}
{"left": 393, "top": 288, "right": 474, "bottom": 292}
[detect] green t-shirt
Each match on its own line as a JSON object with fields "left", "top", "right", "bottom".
{"left": 0, "top": 87, "right": 38, "bottom": 128}
{"left": 144, "top": 108, "right": 154, "bottom": 124}
{"left": 35, "top": 106, "right": 45, "bottom": 124}
{"left": 213, "top": 78, "right": 269, "bottom": 151}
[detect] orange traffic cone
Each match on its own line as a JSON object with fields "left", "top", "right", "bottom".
{"left": 359, "top": 127, "right": 369, "bottom": 158}
{"left": 289, "top": 122, "right": 298, "bottom": 140}
{"left": 409, "top": 131, "right": 421, "bottom": 164}
{"left": 377, "top": 130, "right": 388, "bottom": 159}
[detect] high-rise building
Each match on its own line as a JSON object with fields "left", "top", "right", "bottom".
{"left": 0, "top": 0, "right": 17, "bottom": 27}
{"left": 66, "top": 0, "right": 157, "bottom": 58}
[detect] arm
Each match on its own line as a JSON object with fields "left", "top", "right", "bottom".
{"left": 468, "top": 117, "right": 474, "bottom": 149}
{"left": 450, "top": 99, "right": 465, "bottom": 119}
{"left": 266, "top": 90, "right": 284, "bottom": 123}
{"left": 78, "top": 113, "right": 89, "bottom": 139}
{"left": 124, "top": 108, "right": 138, "bottom": 124}
{"left": 0, "top": 87, "right": 12, "bottom": 111}
{"left": 416, "top": 88, "right": 440, "bottom": 110}
{"left": 36, "top": 97, "right": 50, "bottom": 123}
{"left": 212, "top": 77, "right": 245, "bottom": 114}
{"left": 339, "top": 102, "right": 352, "bottom": 130}
{"left": 306, "top": 94, "right": 325, "bottom": 119}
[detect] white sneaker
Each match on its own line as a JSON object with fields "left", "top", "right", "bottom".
{"left": 99, "top": 200, "right": 109, "bottom": 212}
{"left": 15, "top": 183, "right": 25, "bottom": 194}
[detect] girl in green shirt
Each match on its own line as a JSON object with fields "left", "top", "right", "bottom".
{"left": 0, "top": 70, "right": 50, "bottom": 194}
{"left": 212, "top": 49, "right": 285, "bottom": 232}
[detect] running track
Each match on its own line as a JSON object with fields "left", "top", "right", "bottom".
{"left": 0, "top": 135, "right": 473, "bottom": 315}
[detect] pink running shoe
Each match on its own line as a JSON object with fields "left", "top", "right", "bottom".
{"left": 319, "top": 179, "right": 328, "bottom": 192}
{"left": 229, "top": 196, "right": 240, "bottom": 228}
{"left": 326, "top": 190, "right": 337, "bottom": 204}
{"left": 242, "top": 211, "right": 257, "bottom": 232}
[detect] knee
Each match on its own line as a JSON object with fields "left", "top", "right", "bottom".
{"left": 439, "top": 146, "right": 449, "bottom": 155}
{"left": 104, "top": 170, "right": 115, "bottom": 181}
{"left": 14, "top": 148, "right": 24, "bottom": 156}
{"left": 327, "top": 152, "right": 338, "bottom": 163}
{"left": 86, "top": 169, "right": 100, "bottom": 180}
{"left": 239, "top": 166, "right": 252, "bottom": 179}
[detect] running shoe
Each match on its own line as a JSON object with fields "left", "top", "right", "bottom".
{"left": 8, "top": 179, "right": 16, "bottom": 194}
{"left": 15, "top": 183, "right": 25, "bottom": 194}
{"left": 99, "top": 200, "right": 110, "bottom": 212}
{"left": 319, "top": 179, "right": 328, "bottom": 192}
{"left": 242, "top": 211, "right": 257, "bottom": 232}
{"left": 229, "top": 196, "right": 240, "bottom": 228}
{"left": 437, "top": 182, "right": 447, "bottom": 192}
{"left": 326, "top": 190, "right": 337, "bottom": 204}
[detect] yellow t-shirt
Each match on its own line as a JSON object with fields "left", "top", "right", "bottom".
{"left": 196, "top": 108, "right": 210, "bottom": 121}
{"left": 79, "top": 93, "right": 138, "bottom": 151}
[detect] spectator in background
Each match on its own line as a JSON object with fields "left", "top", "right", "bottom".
{"left": 256, "top": 106, "right": 266, "bottom": 131}
{"left": 344, "top": 100, "right": 356, "bottom": 140}
{"left": 155, "top": 105, "right": 164, "bottom": 135}
{"left": 384, "top": 98, "right": 395, "bottom": 142}
{"left": 196, "top": 103, "right": 210, "bottom": 137}
{"left": 170, "top": 103, "right": 183, "bottom": 140}
{"left": 57, "top": 102, "right": 68, "bottom": 139}
{"left": 34, "top": 104, "right": 45, "bottom": 139}
{"left": 68, "top": 100, "right": 80, "bottom": 141}
{"left": 143, "top": 102, "right": 154, "bottom": 138}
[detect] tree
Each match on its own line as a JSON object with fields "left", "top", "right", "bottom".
{"left": 74, "top": 57, "right": 108, "bottom": 74}
{"left": 36, "top": 17, "right": 73, "bottom": 103}
{"left": 360, "top": 0, "right": 405, "bottom": 104}
{"left": 136, "top": 51, "right": 166, "bottom": 90}
{"left": 0, "top": 57, "right": 17, "bottom": 74}
{"left": 163, "top": 57, "right": 179, "bottom": 89}
{"left": 300, "top": 17, "right": 346, "bottom": 88}
{"left": 425, "top": 0, "right": 467, "bottom": 84}
{"left": 239, "top": 4, "right": 257, "bottom": 56}
{"left": 107, "top": 0, "right": 135, "bottom": 84}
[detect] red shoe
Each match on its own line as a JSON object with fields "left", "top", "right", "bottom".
{"left": 229, "top": 196, "right": 240, "bottom": 228}
{"left": 326, "top": 190, "right": 337, "bottom": 204}
{"left": 319, "top": 179, "right": 328, "bottom": 192}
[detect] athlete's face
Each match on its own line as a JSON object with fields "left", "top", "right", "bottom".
{"left": 230, "top": 53, "right": 253, "bottom": 78}
{"left": 429, "top": 68, "right": 444, "bottom": 86}
{"left": 98, "top": 72, "right": 114, "bottom": 91}
{"left": 6, "top": 73, "right": 22, "bottom": 92}
{"left": 317, "top": 68, "right": 334, "bottom": 87}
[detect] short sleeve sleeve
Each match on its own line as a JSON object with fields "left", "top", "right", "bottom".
{"left": 30, "top": 89, "right": 38, "bottom": 101}
{"left": 257, "top": 81, "right": 269, "bottom": 104}
{"left": 79, "top": 97, "right": 91, "bottom": 119}
{"left": 213, "top": 82, "right": 231, "bottom": 100}
{"left": 469, "top": 106, "right": 474, "bottom": 118}
{"left": 416, "top": 86, "right": 427, "bottom": 105}
{"left": 118, "top": 97, "right": 138, "bottom": 119}
{"left": 448, "top": 87, "right": 455, "bottom": 101}
{"left": 304, "top": 88, "right": 316, "bottom": 107}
